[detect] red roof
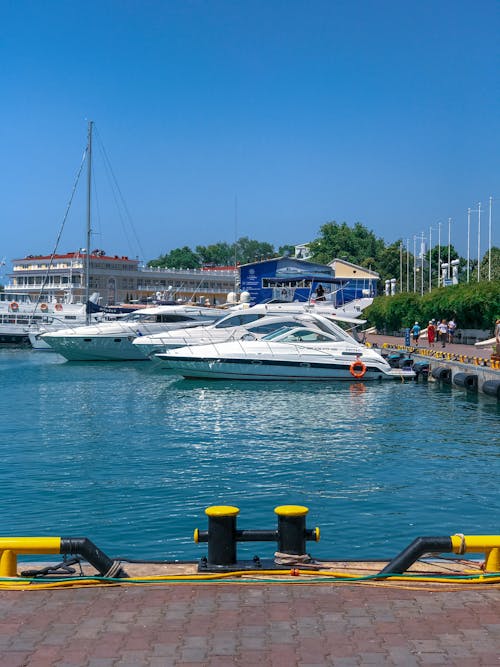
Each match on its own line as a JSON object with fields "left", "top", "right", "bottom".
{"left": 14, "top": 252, "right": 139, "bottom": 263}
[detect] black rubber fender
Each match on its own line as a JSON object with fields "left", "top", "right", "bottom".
{"left": 431, "top": 366, "right": 451, "bottom": 383}
{"left": 453, "top": 373, "right": 478, "bottom": 391}
{"left": 482, "top": 380, "right": 500, "bottom": 399}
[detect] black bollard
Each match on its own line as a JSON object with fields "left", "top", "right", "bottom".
{"left": 275, "top": 505, "right": 319, "bottom": 555}
{"left": 203, "top": 505, "right": 239, "bottom": 566}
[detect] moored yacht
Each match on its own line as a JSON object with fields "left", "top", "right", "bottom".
{"left": 0, "top": 292, "right": 102, "bottom": 345}
{"left": 156, "top": 314, "right": 415, "bottom": 381}
{"left": 132, "top": 303, "right": 366, "bottom": 359}
{"left": 41, "top": 304, "right": 225, "bottom": 361}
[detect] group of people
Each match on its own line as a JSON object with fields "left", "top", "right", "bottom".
{"left": 411, "top": 318, "right": 456, "bottom": 348}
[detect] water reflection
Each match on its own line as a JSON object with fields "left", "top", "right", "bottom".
{"left": 0, "top": 350, "right": 498, "bottom": 560}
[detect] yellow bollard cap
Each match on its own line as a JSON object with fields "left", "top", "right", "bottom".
{"left": 274, "top": 505, "right": 309, "bottom": 517}
{"left": 205, "top": 505, "right": 240, "bottom": 517}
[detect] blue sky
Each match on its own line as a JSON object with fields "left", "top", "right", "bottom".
{"left": 1, "top": 0, "right": 498, "bottom": 273}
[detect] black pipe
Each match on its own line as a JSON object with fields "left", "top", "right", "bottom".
{"left": 379, "top": 536, "right": 453, "bottom": 575}
{"left": 61, "top": 537, "right": 127, "bottom": 578}
{"left": 237, "top": 529, "right": 278, "bottom": 542}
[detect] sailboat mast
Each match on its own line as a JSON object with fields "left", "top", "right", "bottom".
{"left": 85, "top": 120, "right": 93, "bottom": 323}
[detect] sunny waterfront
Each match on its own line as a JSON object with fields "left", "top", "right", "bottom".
{"left": 1, "top": 348, "right": 498, "bottom": 563}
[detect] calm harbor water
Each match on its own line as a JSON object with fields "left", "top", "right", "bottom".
{"left": 1, "top": 348, "right": 498, "bottom": 563}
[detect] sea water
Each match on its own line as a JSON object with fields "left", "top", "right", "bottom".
{"left": 1, "top": 349, "right": 498, "bottom": 563}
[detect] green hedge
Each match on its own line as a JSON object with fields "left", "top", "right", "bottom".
{"left": 364, "top": 281, "right": 500, "bottom": 332}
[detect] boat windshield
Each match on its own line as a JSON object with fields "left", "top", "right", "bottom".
{"left": 277, "top": 328, "right": 343, "bottom": 343}
{"left": 261, "top": 326, "right": 295, "bottom": 341}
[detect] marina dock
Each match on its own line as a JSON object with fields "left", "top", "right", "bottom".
{"left": 366, "top": 333, "right": 500, "bottom": 397}
{"left": 1, "top": 574, "right": 499, "bottom": 666}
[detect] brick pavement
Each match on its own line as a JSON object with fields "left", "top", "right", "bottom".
{"left": 0, "top": 583, "right": 499, "bottom": 666}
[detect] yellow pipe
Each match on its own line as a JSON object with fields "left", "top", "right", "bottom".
{"left": 0, "top": 537, "right": 61, "bottom": 554}
{"left": 450, "top": 535, "right": 500, "bottom": 552}
{"left": 0, "top": 538, "right": 62, "bottom": 577}
{"left": 0, "top": 550, "right": 17, "bottom": 577}
{"left": 451, "top": 535, "right": 500, "bottom": 572}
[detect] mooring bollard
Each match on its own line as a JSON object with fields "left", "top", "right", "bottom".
{"left": 195, "top": 504, "right": 320, "bottom": 570}
{"left": 194, "top": 505, "right": 240, "bottom": 566}
{"left": 275, "top": 505, "right": 319, "bottom": 555}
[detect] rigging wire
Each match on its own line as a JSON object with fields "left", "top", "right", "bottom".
{"left": 33, "top": 148, "right": 88, "bottom": 317}
{"left": 93, "top": 126, "right": 146, "bottom": 262}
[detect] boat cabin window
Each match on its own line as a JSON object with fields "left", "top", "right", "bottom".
{"left": 214, "top": 313, "right": 264, "bottom": 328}
{"left": 123, "top": 313, "right": 197, "bottom": 323}
{"left": 247, "top": 320, "right": 305, "bottom": 334}
{"left": 280, "top": 329, "right": 334, "bottom": 343}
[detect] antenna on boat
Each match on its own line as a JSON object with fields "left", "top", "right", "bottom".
{"left": 85, "top": 120, "right": 93, "bottom": 324}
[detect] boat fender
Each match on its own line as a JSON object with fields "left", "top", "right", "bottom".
{"left": 482, "top": 380, "right": 500, "bottom": 399}
{"left": 453, "top": 372, "right": 478, "bottom": 391}
{"left": 40, "top": 303, "right": 48, "bottom": 312}
{"left": 350, "top": 359, "right": 367, "bottom": 378}
{"left": 55, "top": 303, "right": 63, "bottom": 311}
{"left": 10, "top": 301, "right": 19, "bottom": 312}
{"left": 431, "top": 366, "right": 451, "bottom": 383}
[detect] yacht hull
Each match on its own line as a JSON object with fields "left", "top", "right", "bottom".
{"left": 160, "top": 356, "right": 414, "bottom": 381}
{"left": 42, "top": 335, "right": 145, "bottom": 361}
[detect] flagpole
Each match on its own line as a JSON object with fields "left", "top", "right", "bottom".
{"left": 467, "top": 208, "right": 471, "bottom": 283}
{"left": 477, "top": 202, "right": 481, "bottom": 282}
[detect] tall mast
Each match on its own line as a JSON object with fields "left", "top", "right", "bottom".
{"left": 85, "top": 120, "right": 93, "bottom": 322}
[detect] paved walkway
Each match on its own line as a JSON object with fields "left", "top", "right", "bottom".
{"left": 366, "top": 333, "right": 493, "bottom": 360}
{"left": 1, "top": 583, "right": 499, "bottom": 666}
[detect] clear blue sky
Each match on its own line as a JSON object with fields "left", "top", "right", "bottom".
{"left": 1, "top": 0, "right": 498, "bottom": 273}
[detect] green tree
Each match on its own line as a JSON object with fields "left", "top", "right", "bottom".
{"left": 308, "top": 221, "right": 385, "bottom": 268}
{"left": 147, "top": 246, "right": 201, "bottom": 269}
{"left": 235, "top": 237, "right": 276, "bottom": 264}
{"left": 277, "top": 244, "right": 296, "bottom": 257}
{"left": 478, "top": 246, "right": 500, "bottom": 282}
{"left": 196, "top": 242, "right": 234, "bottom": 266}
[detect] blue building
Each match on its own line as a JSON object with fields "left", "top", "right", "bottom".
{"left": 239, "top": 257, "right": 377, "bottom": 306}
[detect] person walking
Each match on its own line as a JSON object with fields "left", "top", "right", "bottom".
{"left": 411, "top": 321, "right": 421, "bottom": 346}
{"left": 448, "top": 318, "right": 457, "bottom": 343}
{"left": 495, "top": 318, "right": 500, "bottom": 356}
{"left": 437, "top": 319, "right": 448, "bottom": 348}
{"left": 427, "top": 320, "right": 436, "bottom": 348}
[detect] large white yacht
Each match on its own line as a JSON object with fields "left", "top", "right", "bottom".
{"left": 0, "top": 291, "right": 103, "bottom": 345}
{"left": 155, "top": 314, "right": 415, "bottom": 382}
{"left": 40, "top": 304, "right": 225, "bottom": 361}
{"left": 132, "top": 304, "right": 366, "bottom": 359}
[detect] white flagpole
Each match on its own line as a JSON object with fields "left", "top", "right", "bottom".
{"left": 467, "top": 208, "right": 471, "bottom": 283}
{"left": 429, "top": 226, "right": 432, "bottom": 292}
{"left": 477, "top": 202, "right": 481, "bottom": 282}
{"left": 437, "top": 222, "right": 441, "bottom": 287}
{"left": 488, "top": 196, "right": 493, "bottom": 281}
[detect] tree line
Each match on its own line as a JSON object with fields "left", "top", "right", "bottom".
{"left": 148, "top": 221, "right": 500, "bottom": 287}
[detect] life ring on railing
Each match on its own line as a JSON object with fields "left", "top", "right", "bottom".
{"left": 55, "top": 303, "right": 63, "bottom": 311}
{"left": 10, "top": 302, "right": 19, "bottom": 312}
{"left": 350, "top": 359, "right": 367, "bottom": 378}
{"left": 40, "top": 303, "right": 49, "bottom": 312}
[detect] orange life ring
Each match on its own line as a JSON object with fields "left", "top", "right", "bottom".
{"left": 10, "top": 301, "right": 19, "bottom": 312}
{"left": 55, "top": 303, "right": 63, "bottom": 311}
{"left": 40, "top": 303, "right": 49, "bottom": 312}
{"left": 350, "top": 359, "right": 367, "bottom": 378}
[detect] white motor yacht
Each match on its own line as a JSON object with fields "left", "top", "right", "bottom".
{"left": 0, "top": 292, "right": 103, "bottom": 346}
{"left": 155, "top": 314, "right": 415, "bottom": 381}
{"left": 132, "top": 304, "right": 366, "bottom": 359}
{"left": 40, "top": 304, "right": 225, "bottom": 361}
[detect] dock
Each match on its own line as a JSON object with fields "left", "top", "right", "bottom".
{"left": 1, "top": 566, "right": 499, "bottom": 666}
{"left": 366, "top": 333, "right": 500, "bottom": 397}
